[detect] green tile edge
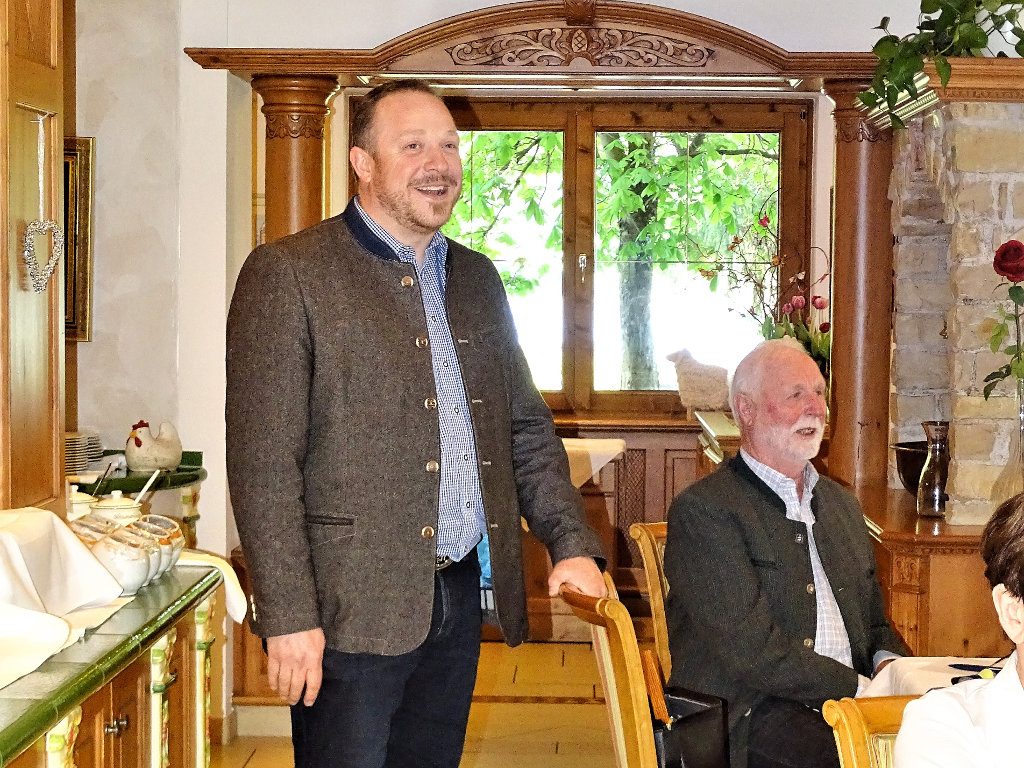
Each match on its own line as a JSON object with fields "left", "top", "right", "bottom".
{"left": 0, "top": 568, "right": 222, "bottom": 767}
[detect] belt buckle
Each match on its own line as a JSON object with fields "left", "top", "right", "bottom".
{"left": 435, "top": 555, "right": 455, "bottom": 571}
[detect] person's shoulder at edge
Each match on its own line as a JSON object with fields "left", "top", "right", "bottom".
{"left": 894, "top": 682, "right": 984, "bottom": 767}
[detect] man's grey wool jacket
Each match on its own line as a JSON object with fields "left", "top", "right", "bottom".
{"left": 226, "top": 202, "right": 604, "bottom": 655}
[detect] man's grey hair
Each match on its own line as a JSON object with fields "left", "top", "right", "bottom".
{"left": 729, "top": 338, "right": 815, "bottom": 415}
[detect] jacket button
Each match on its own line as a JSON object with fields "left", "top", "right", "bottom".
{"left": 803, "top": 638, "right": 814, "bottom": 648}
{"left": 424, "top": 397, "right": 437, "bottom": 409}
{"left": 401, "top": 275, "right": 414, "bottom": 287}
{"left": 806, "top": 583, "right": 815, "bottom": 594}
{"left": 425, "top": 460, "right": 440, "bottom": 473}
{"left": 421, "top": 526, "right": 435, "bottom": 539}
{"left": 795, "top": 533, "right": 804, "bottom": 544}
{"left": 415, "top": 336, "right": 429, "bottom": 348}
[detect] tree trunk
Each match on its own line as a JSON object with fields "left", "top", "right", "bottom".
{"left": 603, "top": 133, "right": 659, "bottom": 389}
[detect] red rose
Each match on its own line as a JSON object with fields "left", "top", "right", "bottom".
{"left": 819, "top": 322, "right": 831, "bottom": 333}
{"left": 994, "top": 240, "right": 1024, "bottom": 282}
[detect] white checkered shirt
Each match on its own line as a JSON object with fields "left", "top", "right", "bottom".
{"left": 740, "top": 450, "right": 854, "bottom": 669}
{"left": 354, "top": 199, "right": 485, "bottom": 562}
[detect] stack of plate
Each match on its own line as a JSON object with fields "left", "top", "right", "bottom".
{"left": 79, "top": 427, "right": 103, "bottom": 462}
{"left": 63, "top": 432, "right": 92, "bottom": 474}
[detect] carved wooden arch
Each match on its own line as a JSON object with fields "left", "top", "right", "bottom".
{"left": 186, "top": 0, "right": 876, "bottom": 82}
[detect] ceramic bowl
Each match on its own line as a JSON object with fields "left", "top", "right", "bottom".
{"left": 139, "top": 515, "right": 185, "bottom": 568}
{"left": 91, "top": 530, "right": 151, "bottom": 596}
{"left": 68, "top": 484, "right": 98, "bottom": 521}
{"left": 90, "top": 490, "right": 142, "bottom": 526}
{"left": 68, "top": 515, "right": 118, "bottom": 545}
{"left": 117, "top": 527, "right": 161, "bottom": 585}
{"left": 128, "top": 520, "right": 173, "bottom": 577}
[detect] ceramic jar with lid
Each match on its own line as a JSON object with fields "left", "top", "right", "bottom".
{"left": 89, "top": 490, "right": 142, "bottom": 526}
{"left": 68, "top": 484, "right": 98, "bottom": 521}
{"left": 91, "top": 530, "right": 151, "bottom": 596}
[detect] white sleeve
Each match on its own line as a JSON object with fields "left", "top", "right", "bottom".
{"left": 894, "top": 692, "right": 981, "bottom": 768}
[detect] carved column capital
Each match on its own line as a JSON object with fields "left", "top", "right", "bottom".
{"left": 824, "top": 79, "right": 891, "bottom": 144}
{"left": 251, "top": 74, "right": 339, "bottom": 141}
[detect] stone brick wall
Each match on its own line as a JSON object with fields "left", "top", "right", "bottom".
{"left": 890, "top": 103, "right": 1024, "bottom": 524}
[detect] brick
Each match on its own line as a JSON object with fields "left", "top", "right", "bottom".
{"left": 947, "top": 302, "right": 1000, "bottom": 351}
{"left": 894, "top": 238, "right": 950, "bottom": 275}
{"left": 893, "top": 312, "right": 949, "bottom": 350}
{"left": 950, "top": 222, "right": 992, "bottom": 263}
{"left": 950, "top": 262, "right": 1002, "bottom": 302}
{"left": 950, "top": 421, "right": 997, "bottom": 461}
{"left": 892, "top": 349, "right": 951, "bottom": 390}
{"left": 953, "top": 395, "right": 1020, "bottom": 420}
{"left": 947, "top": 461, "right": 1003, "bottom": 498}
{"left": 945, "top": 498, "right": 995, "bottom": 525}
{"left": 893, "top": 279, "right": 953, "bottom": 313}
{"left": 970, "top": 351, "right": 1022, "bottom": 395}
{"left": 952, "top": 127, "right": 1024, "bottom": 173}
{"left": 892, "top": 393, "right": 949, "bottom": 429}
{"left": 951, "top": 180, "right": 997, "bottom": 218}
{"left": 1012, "top": 184, "right": 1024, "bottom": 221}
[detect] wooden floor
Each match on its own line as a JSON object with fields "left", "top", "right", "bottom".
{"left": 212, "top": 641, "right": 617, "bottom": 768}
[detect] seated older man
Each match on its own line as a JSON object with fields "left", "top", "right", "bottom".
{"left": 664, "top": 340, "right": 907, "bottom": 768}
{"left": 894, "top": 493, "right": 1024, "bottom": 767}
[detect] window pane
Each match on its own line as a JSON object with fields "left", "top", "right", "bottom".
{"left": 442, "top": 131, "right": 564, "bottom": 391}
{"left": 593, "top": 131, "right": 780, "bottom": 391}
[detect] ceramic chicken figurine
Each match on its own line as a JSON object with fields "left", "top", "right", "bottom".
{"left": 125, "top": 420, "right": 183, "bottom": 472}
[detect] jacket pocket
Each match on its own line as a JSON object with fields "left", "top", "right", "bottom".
{"left": 306, "top": 514, "right": 356, "bottom": 548}
{"left": 750, "top": 557, "right": 781, "bottom": 570}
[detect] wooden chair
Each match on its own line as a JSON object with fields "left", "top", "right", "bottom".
{"left": 629, "top": 521, "right": 671, "bottom": 679}
{"left": 822, "top": 696, "right": 918, "bottom": 768}
{"left": 560, "top": 573, "right": 659, "bottom": 768}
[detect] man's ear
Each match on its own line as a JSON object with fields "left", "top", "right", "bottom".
{"left": 350, "top": 145, "right": 373, "bottom": 183}
{"left": 734, "top": 392, "right": 756, "bottom": 428}
{"left": 992, "top": 584, "right": 1024, "bottom": 646}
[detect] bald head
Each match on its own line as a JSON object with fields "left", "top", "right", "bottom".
{"left": 731, "top": 339, "right": 828, "bottom": 479}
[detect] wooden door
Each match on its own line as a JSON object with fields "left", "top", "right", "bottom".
{"left": 75, "top": 688, "right": 110, "bottom": 768}
{"left": 1, "top": 0, "right": 65, "bottom": 512}
{"left": 167, "top": 616, "right": 197, "bottom": 767}
{"left": 109, "top": 655, "right": 149, "bottom": 768}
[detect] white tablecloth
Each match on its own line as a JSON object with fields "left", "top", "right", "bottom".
{"left": 561, "top": 438, "right": 626, "bottom": 488}
{"left": 0, "top": 507, "right": 127, "bottom": 689}
{"left": 861, "top": 655, "right": 1006, "bottom": 697}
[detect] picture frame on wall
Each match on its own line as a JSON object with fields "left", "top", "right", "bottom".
{"left": 64, "top": 136, "right": 95, "bottom": 342}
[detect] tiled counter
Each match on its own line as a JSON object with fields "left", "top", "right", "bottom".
{"left": 0, "top": 567, "right": 221, "bottom": 767}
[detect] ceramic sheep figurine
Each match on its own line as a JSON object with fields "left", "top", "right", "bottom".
{"left": 666, "top": 349, "right": 729, "bottom": 417}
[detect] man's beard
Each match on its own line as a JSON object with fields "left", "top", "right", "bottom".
{"left": 764, "top": 416, "right": 824, "bottom": 464}
{"left": 377, "top": 174, "right": 460, "bottom": 235}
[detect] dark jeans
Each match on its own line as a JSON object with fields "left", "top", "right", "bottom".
{"left": 747, "top": 697, "right": 840, "bottom": 768}
{"left": 290, "top": 552, "right": 482, "bottom": 768}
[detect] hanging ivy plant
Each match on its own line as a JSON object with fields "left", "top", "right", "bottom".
{"left": 861, "top": 0, "right": 1024, "bottom": 128}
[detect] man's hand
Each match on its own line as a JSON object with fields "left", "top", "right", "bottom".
{"left": 548, "top": 556, "right": 606, "bottom": 597}
{"left": 266, "top": 628, "right": 326, "bottom": 706}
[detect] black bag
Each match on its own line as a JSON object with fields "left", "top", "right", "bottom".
{"left": 653, "top": 686, "right": 729, "bottom": 768}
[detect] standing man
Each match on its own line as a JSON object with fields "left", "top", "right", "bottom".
{"left": 226, "top": 79, "right": 605, "bottom": 768}
{"left": 664, "top": 340, "right": 907, "bottom": 768}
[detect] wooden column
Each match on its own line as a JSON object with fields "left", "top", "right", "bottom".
{"left": 251, "top": 74, "right": 339, "bottom": 242}
{"left": 824, "top": 81, "right": 894, "bottom": 489}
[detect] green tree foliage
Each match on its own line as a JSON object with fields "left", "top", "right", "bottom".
{"left": 443, "top": 129, "right": 780, "bottom": 389}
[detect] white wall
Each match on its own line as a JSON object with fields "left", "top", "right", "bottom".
{"left": 222, "top": 0, "right": 920, "bottom": 52}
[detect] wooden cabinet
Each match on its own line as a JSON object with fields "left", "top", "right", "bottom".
{"left": 0, "top": 571, "right": 220, "bottom": 768}
{"left": 860, "top": 485, "right": 1008, "bottom": 657}
{"left": 2, "top": 0, "right": 66, "bottom": 513}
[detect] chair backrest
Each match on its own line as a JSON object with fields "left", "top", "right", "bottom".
{"left": 822, "top": 696, "right": 918, "bottom": 768}
{"left": 629, "top": 521, "right": 671, "bottom": 679}
{"left": 560, "top": 573, "right": 659, "bottom": 768}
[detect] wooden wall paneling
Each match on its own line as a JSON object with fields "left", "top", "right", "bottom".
{"left": 3, "top": 0, "right": 65, "bottom": 513}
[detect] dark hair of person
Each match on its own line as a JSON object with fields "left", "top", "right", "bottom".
{"left": 981, "top": 493, "right": 1024, "bottom": 599}
{"left": 350, "top": 79, "right": 438, "bottom": 151}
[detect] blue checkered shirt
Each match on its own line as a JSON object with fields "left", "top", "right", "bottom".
{"left": 740, "top": 450, "right": 854, "bottom": 669}
{"left": 354, "top": 198, "right": 485, "bottom": 561}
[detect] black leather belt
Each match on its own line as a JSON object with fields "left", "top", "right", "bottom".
{"left": 435, "top": 555, "right": 456, "bottom": 571}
